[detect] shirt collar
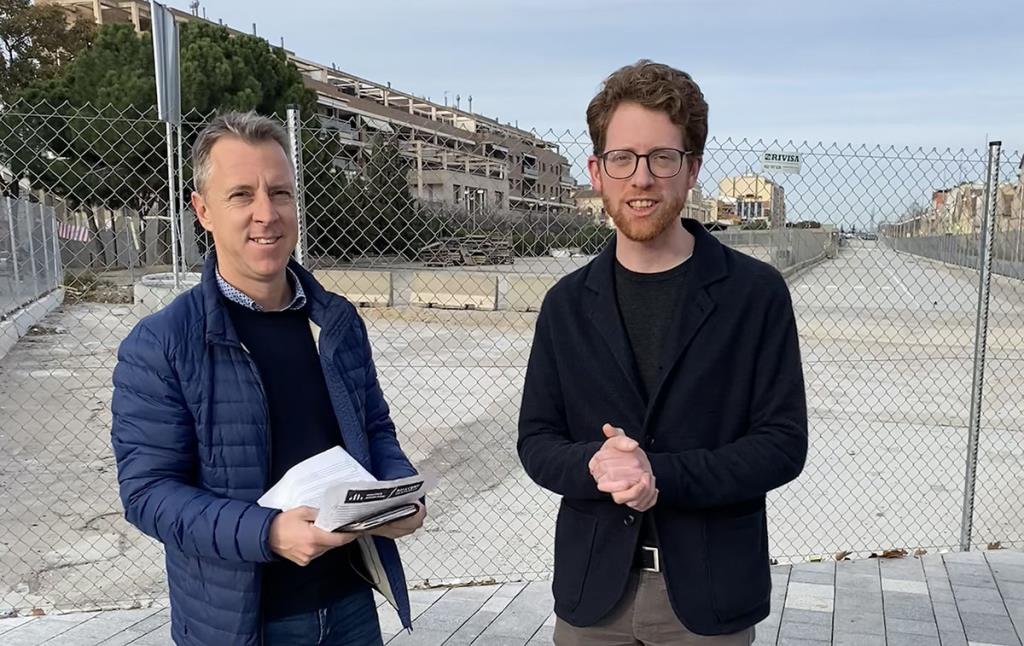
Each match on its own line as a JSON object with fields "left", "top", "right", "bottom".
{"left": 215, "top": 265, "right": 306, "bottom": 312}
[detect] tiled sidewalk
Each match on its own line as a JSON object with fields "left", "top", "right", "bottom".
{"left": 1, "top": 551, "right": 1021, "bottom": 645}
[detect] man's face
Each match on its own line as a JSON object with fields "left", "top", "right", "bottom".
{"left": 587, "top": 102, "right": 701, "bottom": 243}
{"left": 192, "top": 137, "right": 298, "bottom": 286}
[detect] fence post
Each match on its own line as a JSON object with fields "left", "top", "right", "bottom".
{"left": 960, "top": 141, "right": 1001, "bottom": 552}
{"left": 50, "top": 210, "right": 61, "bottom": 288}
{"left": 164, "top": 121, "right": 181, "bottom": 288}
{"left": 286, "top": 105, "right": 307, "bottom": 267}
{"left": 176, "top": 122, "right": 187, "bottom": 272}
{"left": 6, "top": 197, "right": 20, "bottom": 293}
{"left": 39, "top": 205, "right": 52, "bottom": 291}
{"left": 25, "top": 202, "right": 39, "bottom": 296}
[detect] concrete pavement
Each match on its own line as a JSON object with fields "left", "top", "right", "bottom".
{"left": 2, "top": 240, "right": 1023, "bottom": 616}
{"left": 2, "top": 551, "right": 1023, "bottom": 645}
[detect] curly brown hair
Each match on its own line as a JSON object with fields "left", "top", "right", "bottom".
{"left": 586, "top": 60, "right": 708, "bottom": 156}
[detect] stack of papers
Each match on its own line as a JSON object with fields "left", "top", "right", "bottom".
{"left": 257, "top": 446, "right": 437, "bottom": 532}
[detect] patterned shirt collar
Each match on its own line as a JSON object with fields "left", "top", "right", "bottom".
{"left": 215, "top": 265, "right": 306, "bottom": 312}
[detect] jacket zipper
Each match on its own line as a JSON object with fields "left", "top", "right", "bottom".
{"left": 239, "top": 342, "right": 272, "bottom": 483}
{"left": 238, "top": 341, "right": 272, "bottom": 646}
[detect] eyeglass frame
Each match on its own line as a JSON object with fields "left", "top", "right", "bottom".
{"left": 596, "top": 147, "right": 698, "bottom": 179}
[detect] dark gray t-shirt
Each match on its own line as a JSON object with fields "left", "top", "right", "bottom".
{"left": 614, "top": 258, "right": 692, "bottom": 401}
{"left": 614, "top": 256, "right": 692, "bottom": 548}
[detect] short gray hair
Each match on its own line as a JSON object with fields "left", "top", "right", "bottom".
{"left": 191, "top": 111, "right": 292, "bottom": 193}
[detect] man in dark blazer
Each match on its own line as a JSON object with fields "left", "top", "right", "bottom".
{"left": 517, "top": 60, "right": 808, "bottom": 645}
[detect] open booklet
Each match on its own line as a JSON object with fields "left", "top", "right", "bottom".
{"left": 257, "top": 446, "right": 437, "bottom": 532}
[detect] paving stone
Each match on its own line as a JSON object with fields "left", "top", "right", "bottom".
{"left": 779, "top": 621, "right": 832, "bottom": 642}
{"left": 782, "top": 609, "right": 833, "bottom": 626}
{"left": 833, "top": 612, "right": 886, "bottom": 636}
{"left": 785, "top": 582, "right": 835, "bottom": 613}
{"left": 1, "top": 613, "right": 97, "bottom": 646}
{"left": 887, "top": 634, "right": 941, "bottom": 646}
{"left": 833, "top": 633, "right": 887, "bottom": 646}
{"left": 955, "top": 596, "right": 1013, "bottom": 617}
{"left": 791, "top": 569, "right": 838, "bottom": 586}
{"left": 886, "top": 617, "right": 940, "bottom": 638}
{"left": 476, "top": 581, "right": 551, "bottom": 640}
{"left": 955, "top": 586, "right": 1006, "bottom": 604}
{"left": 777, "top": 637, "right": 831, "bottom": 646}
{"left": 885, "top": 578, "right": 933, "bottom": 595}
{"left": 885, "top": 599, "right": 941, "bottom": 622}
{"left": 937, "top": 629, "right": 969, "bottom": 646}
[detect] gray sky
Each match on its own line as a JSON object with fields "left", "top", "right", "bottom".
{"left": 193, "top": 0, "right": 1022, "bottom": 153}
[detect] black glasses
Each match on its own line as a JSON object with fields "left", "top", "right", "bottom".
{"left": 599, "top": 148, "right": 694, "bottom": 179}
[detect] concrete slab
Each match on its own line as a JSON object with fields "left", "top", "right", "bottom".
{"left": 409, "top": 271, "right": 497, "bottom": 310}
{"left": 316, "top": 269, "right": 392, "bottom": 307}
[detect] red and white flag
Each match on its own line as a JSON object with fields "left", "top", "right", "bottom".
{"left": 57, "top": 221, "right": 91, "bottom": 242}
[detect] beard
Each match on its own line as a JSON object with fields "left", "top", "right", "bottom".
{"left": 605, "top": 192, "right": 686, "bottom": 242}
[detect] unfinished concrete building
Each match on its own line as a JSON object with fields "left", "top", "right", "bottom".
{"left": 41, "top": 0, "right": 578, "bottom": 219}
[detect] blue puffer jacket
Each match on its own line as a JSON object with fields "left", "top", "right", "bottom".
{"left": 111, "top": 255, "right": 415, "bottom": 645}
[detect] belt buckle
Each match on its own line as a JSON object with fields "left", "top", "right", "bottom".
{"left": 641, "top": 545, "right": 661, "bottom": 573}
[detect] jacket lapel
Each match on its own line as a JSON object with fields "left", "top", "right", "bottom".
{"left": 584, "top": 242, "right": 646, "bottom": 408}
{"left": 645, "top": 221, "right": 729, "bottom": 415}
{"left": 299, "top": 266, "right": 373, "bottom": 472}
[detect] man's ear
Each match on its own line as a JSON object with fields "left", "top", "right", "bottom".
{"left": 192, "top": 191, "right": 213, "bottom": 233}
{"left": 687, "top": 156, "right": 703, "bottom": 186}
{"left": 587, "top": 154, "right": 604, "bottom": 194}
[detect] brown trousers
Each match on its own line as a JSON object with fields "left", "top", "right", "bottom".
{"left": 553, "top": 571, "right": 756, "bottom": 646}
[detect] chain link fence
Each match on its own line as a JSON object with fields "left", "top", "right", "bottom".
{"left": 0, "top": 100, "right": 1021, "bottom": 615}
{"left": 0, "top": 197, "right": 61, "bottom": 319}
{"left": 885, "top": 233, "right": 1024, "bottom": 280}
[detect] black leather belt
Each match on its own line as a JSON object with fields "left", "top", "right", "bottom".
{"left": 633, "top": 545, "right": 661, "bottom": 573}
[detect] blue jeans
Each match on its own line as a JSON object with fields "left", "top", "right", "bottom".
{"left": 262, "top": 586, "right": 384, "bottom": 646}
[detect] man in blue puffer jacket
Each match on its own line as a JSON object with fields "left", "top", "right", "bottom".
{"left": 111, "top": 111, "right": 424, "bottom": 645}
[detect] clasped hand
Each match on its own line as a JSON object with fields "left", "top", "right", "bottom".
{"left": 587, "top": 424, "right": 658, "bottom": 512}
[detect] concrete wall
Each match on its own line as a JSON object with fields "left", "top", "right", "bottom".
{"left": 501, "top": 274, "right": 558, "bottom": 312}
{"left": 409, "top": 271, "right": 498, "bottom": 310}
{"left": 315, "top": 269, "right": 392, "bottom": 307}
{"left": 0, "top": 289, "right": 64, "bottom": 362}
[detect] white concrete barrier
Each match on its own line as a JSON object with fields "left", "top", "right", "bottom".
{"left": 503, "top": 275, "right": 559, "bottom": 312}
{"left": 410, "top": 271, "right": 497, "bottom": 310}
{"left": 315, "top": 270, "right": 392, "bottom": 307}
{"left": 0, "top": 289, "right": 64, "bottom": 362}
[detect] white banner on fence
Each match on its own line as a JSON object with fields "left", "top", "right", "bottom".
{"left": 761, "top": 151, "right": 802, "bottom": 174}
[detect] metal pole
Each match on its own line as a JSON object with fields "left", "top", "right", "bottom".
{"left": 39, "top": 205, "right": 52, "bottom": 291}
{"left": 165, "top": 121, "right": 181, "bottom": 288}
{"left": 6, "top": 198, "right": 21, "bottom": 292}
{"left": 50, "top": 210, "right": 61, "bottom": 288}
{"left": 26, "top": 202, "right": 39, "bottom": 296}
{"left": 960, "top": 141, "right": 1001, "bottom": 552}
{"left": 286, "top": 106, "right": 307, "bottom": 266}
{"left": 1014, "top": 164, "right": 1023, "bottom": 263}
{"left": 177, "top": 122, "right": 187, "bottom": 272}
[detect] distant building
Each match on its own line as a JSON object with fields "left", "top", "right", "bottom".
{"left": 42, "top": 0, "right": 577, "bottom": 217}
{"left": 572, "top": 185, "right": 606, "bottom": 225}
{"left": 1012, "top": 156, "right": 1024, "bottom": 236}
{"left": 717, "top": 174, "right": 786, "bottom": 228}
{"left": 891, "top": 177, "right": 1020, "bottom": 238}
{"left": 683, "top": 185, "right": 713, "bottom": 224}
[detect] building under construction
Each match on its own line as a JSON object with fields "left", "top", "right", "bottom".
{"left": 40, "top": 0, "right": 578, "bottom": 218}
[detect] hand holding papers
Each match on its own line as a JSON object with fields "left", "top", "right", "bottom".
{"left": 257, "top": 446, "right": 437, "bottom": 533}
